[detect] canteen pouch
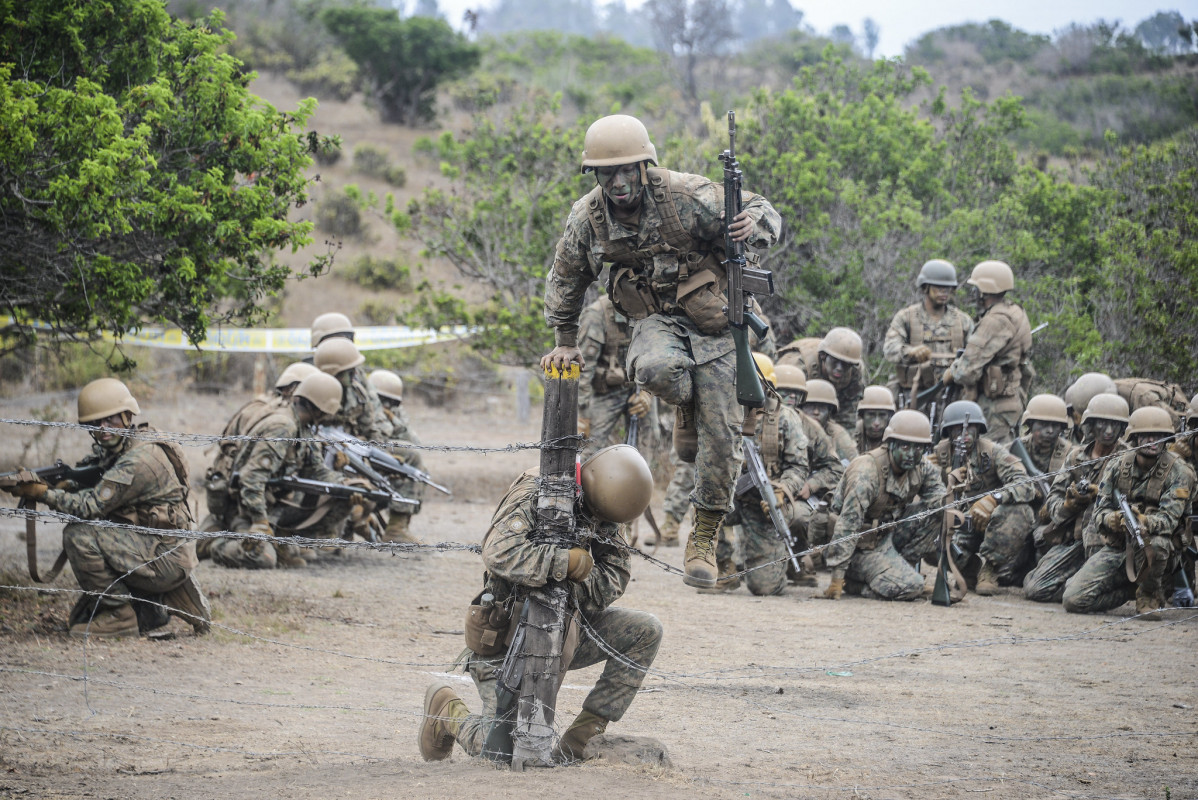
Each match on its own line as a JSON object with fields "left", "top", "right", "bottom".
{"left": 464, "top": 592, "right": 514, "bottom": 657}
{"left": 676, "top": 268, "right": 730, "bottom": 335}
{"left": 609, "top": 266, "right": 659, "bottom": 321}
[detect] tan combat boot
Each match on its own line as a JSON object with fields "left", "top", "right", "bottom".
{"left": 382, "top": 513, "right": 421, "bottom": 545}
{"left": 164, "top": 572, "right": 212, "bottom": 635}
{"left": 1134, "top": 587, "right": 1163, "bottom": 621}
{"left": 275, "top": 543, "right": 308, "bottom": 569}
{"left": 673, "top": 404, "right": 698, "bottom": 463}
{"left": 795, "top": 554, "right": 819, "bottom": 587}
{"left": 418, "top": 681, "right": 469, "bottom": 761}
{"left": 69, "top": 603, "right": 139, "bottom": 639}
{"left": 683, "top": 508, "right": 722, "bottom": 587}
{"left": 647, "top": 513, "right": 681, "bottom": 547}
{"left": 552, "top": 709, "right": 608, "bottom": 762}
{"left": 699, "top": 556, "right": 741, "bottom": 593}
{"left": 974, "top": 562, "right": 999, "bottom": 596}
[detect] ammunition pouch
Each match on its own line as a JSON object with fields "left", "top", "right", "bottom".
{"left": 609, "top": 266, "right": 660, "bottom": 321}
{"left": 981, "top": 365, "right": 1020, "bottom": 399}
{"left": 676, "top": 267, "right": 730, "bottom": 335}
{"left": 204, "top": 469, "right": 231, "bottom": 517}
{"left": 464, "top": 592, "right": 516, "bottom": 657}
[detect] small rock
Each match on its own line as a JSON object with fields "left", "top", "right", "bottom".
{"left": 583, "top": 734, "right": 672, "bottom": 768}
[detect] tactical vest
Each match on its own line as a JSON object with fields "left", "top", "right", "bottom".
{"left": 851, "top": 448, "right": 923, "bottom": 549}
{"left": 1112, "top": 450, "right": 1180, "bottom": 510}
{"left": 1023, "top": 434, "right": 1071, "bottom": 474}
{"left": 209, "top": 396, "right": 283, "bottom": 481}
{"left": 933, "top": 436, "right": 1001, "bottom": 493}
{"left": 592, "top": 295, "right": 633, "bottom": 395}
{"left": 113, "top": 428, "right": 193, "bottom": 530}
{"left": 976, "top": 302, "right": 1032, "bottom": 399}
{"left": 761, "top": 401, "right": 783, "bottom": 476}
{"left": 895, "top": 305, "right": 968, "bottom": 388}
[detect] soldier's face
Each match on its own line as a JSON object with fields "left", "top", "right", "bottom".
{"left": 596, "top": 163, "right": 643, "bottom": 210}
{"left": 951, "top": 424, "right": 979, "bottom": 451}
{"left": 1133, "top": 433, "right": 1165, "bottom": 459}
{"left": 802, "top": 403, "right": 832, "bottom": 425}
{"left": 779, "top": 389, "right": 805, "bottom": 409}
{"left": 1030, "top": 420, "right": 1064, "bottom": 448}
{"left": 926, "top": 286, "right": 953, "bottom": 308}
{"left": 90, "top": 412, "right": 128, "bottom": 449}
{"left": 822, "top": 355, "right": 851, "bottom": 385}
{"left": 862, "top": 410, "right": 890, "bottom": 438}
{"left": 889, "top": 441, "right": 923, "bottom": 472}
{"left": 335, "top": 370, "right": 353, "bottom": 388}
{"left": 1090, "top": 418, "right": 1124, "bottom": 446}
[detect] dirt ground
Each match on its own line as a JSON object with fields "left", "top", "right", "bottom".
{"left": 1, "top": 389, "right": 1196, "bottom": 800}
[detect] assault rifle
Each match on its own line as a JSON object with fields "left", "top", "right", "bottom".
{"left": 623, "top": 409, "right": 663, "bottom": 547}
{"left": 1007, "top": 438, "right": 1053, "bottom": 498}
{"left": 264, "top": 475, "right": 399, "bottom": 511}
{"left": 719, "top": 110, "right": 774, "bottom": 410}
{"left": 1114, "top": 488, "right": 1146, "bottom": 551}
{"left": 933, "top": 412, "right": 972, "bottom": 606}
{"left": 318, "top": 425, "right": 443, "bottom": 498}
{"left": 736, "top": 419, "right": 802, "bottom": 575}
{"left": 0, "top": 460, "right": 105, "bottom": 491}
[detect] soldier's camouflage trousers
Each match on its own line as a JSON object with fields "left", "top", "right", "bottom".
{"left": 63, "top": 521, "right": 190, "bottom": 612}
{"left": 735, "top": 501, "right": 790, "bottom": 596}
{"left": 662, "top": 451, "right": 696, "bottom": 522}
{"left": 843, "top": 530, "right": 927, "bottom": 601}
{"left": 454, "top": 606, "right": 662, "bottom": 756}
{"left": 626, "top": 316, "right": 743, "bottom": 512}
{"left": 199, "top": 498, "right": 351, "bottom": 569}
{"left": 978, "top": 394, "right": 1023, "bottom": 446}
{"left": 1023, "top": 542, "right": 1087, "bottom": 603}
{"left": 1062, "top": 536, "right": 1177, "bottom": 614}
{"left": 390, "top": 445, "right": 425, "bottom": 517}
{"left": 952, "top": 502, "right": 1035, "bottom": 584}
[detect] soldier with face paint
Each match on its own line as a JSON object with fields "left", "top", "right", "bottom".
{"left": 856, "top": 386, "right": 897, "bottom": 454}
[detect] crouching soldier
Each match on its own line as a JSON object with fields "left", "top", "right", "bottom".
{"left": 823, "top": 410, "right": 945, "bottom": 601}
{"left": 418, "top": 445, "right": 663, "bottom": 763}
{"left": 2, "top": 379, "right": 210, "bottom": 638}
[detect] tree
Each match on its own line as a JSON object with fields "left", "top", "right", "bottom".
{"left": 829, "top": 24, "right": 856, "bottom": 52}
{"left": 0, "top": 0, "right": 333, "bottom": 365}
{"left": 737, "top": 0, "right": 803, "bottom": 43}
{"left": 412, "top": 0, "right": 444, "bottom": 20}
{"left": 647, "top": 0, "right": 735, "bottom": 103}
{"left": 321, "top": 6, "right": 479, "bottom": 124}
{"left": 862, "top": 17, "right": 880, "bottom": 59}
{"left": 1133, "top": 10, "right": 1191, "bottom": 54}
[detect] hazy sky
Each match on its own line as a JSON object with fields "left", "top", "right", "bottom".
{"left": 432, "top": 0, "right": 1195, "bottom": 57}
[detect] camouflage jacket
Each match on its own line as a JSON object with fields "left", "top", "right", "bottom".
{"left": 1042, "top": 440, "right": 1127, "bottom": 546}
{"left": 382, "top": 405, "right": 421, "bottom": 445}
{"left": 930, "top": 436, "right": 1036, "bottom": 505}
{"left": 578, "top": 294, "right": 634, "bottom": 414}
{"left": 749, "top": 399, "right": 811, "bottom": 502}
{"left": 209, "top": 393, "right": 287, "bottom": 479}
{"left": 330, "top": 366, "right": 389, "bottom": 443}
{"left": 1018, "top": 432, "right": 1071, "bottom": 475}
{"left": 776, "top": 338, "right": 863, "bottom": 431}
{"left": 1088, "top": 450, "right": 1195, "bottom": 544}
{"left": 827, "top": 447, "right": 946, "bottom": 569}
{"left": 481, "top": 470, "right": 629, "bottom": 620}
{"left": 544, "top": 169, "right": 780, "bottom": 349}
{"left": 233, "top": 405, "right": 341, "bottom": 522}
{"left": 798, "top": 411, "right": 846, "bottom": 497}
{"left": 824, "top": 418, "right": 857, "bottom": 465}
{"left": 945, "top": 299, "right": 1031, "bottom": 399}
{"left": 883, "top": 302, "right": 973, "bottom": 391}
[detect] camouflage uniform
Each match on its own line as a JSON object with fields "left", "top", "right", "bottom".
{"left": 727, "top": 400, "right": 810, "bottom": 596}
{"left": 41, "top": 428, "right": 197, "bottom": 617}
{"left": 201, "top": 404, "right": 350, "bottom": 569}
{"left": 943, "top": 299, "right": 1032, "bottom": 445}
{"left": 545, "top": 168, "right": 781, "bottom": 514}
{"left": 1114, "top": 378, "right": 1190, "bottom": 430}
{"left": 203, "top": 393, "right": 287, "bottom": 525}
{"left": 380, "top": 401, "right": 426, "bottom": 518}
{"left": 824, "top": 418, "right": 857, "bottom": 465}
{"left": 452, "top": 471, "right": 662, "bottom": 756}
{"left": 1018, "top": 430, "right": 1071, "bottom": 514}
{"left": 776, "top": 339, "right": 863, "bottom": 430}
{"left": 1063, "top": 450, "right": 1195, "bottom": 614}
{"left": 661, "top": 450, "right": 695, "bottom": 524}
{"left": 330, "top": 365, "right": 389, "bottom": 443}
{"left": 883, "top": 302, "right": 973, "bottom": 408}
{"left": 826, "top": 448, "right": 946, "bottom": 600}
{"left": 578, "top": 295, "right": 651, "bottom": 461}
{"left": 1023, "top": 439, "right": 1125, "bottom": 603}
{"left": 930, "top": 436, "right": 1036, "bottom": 583}
{"left": 792, "top": 412, "right": 846, "bottom": 555}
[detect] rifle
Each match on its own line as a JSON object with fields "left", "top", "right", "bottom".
{"left": 933, "top": 412, "right": 972, "bottom": 606}
{"left": 719, "top": 110, "right": 774, "bottom": 410}
{"left": 1114, "top": 487, "right": 1152, "bottom": 582}
{"left": 318, "top": 425, "right": 450, "bottom": 496}
{"left": 626, "top": 414, "right": 639, "bottom": 449}
{"left": 1007, "top": 438, "right": 1053, "bottom": 498}
{"left": 264, "top": 475, "right": 401, "bottom": 511}
{"left": 737, "top": 414, "right": 802, "bottom": 575}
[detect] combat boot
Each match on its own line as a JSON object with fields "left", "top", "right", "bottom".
{"left": 974, "top": 562, "right": 999, "bottom": 596}
{"left": 683, "top": 508, "right": 722, "bottom": 587}
{"left": 275, "top": 543, "right": 308, "bottom": 569}
{"left": 69, "top": 603, "right": 139, "bottom": 639}
{"left": 164, "top": 572, "right": 212, "bottom": 635}
{"left": 698, "top": 556, "right": 741, "bottom": 593}
{"left": 382, "top": 513, "right": 421, "bottom": 545}
{"left": 552, "top": 709, "right": 608, "bottom": 762}
{"left": 794, "top": 554, "right": 819, "bottom": 587}
{"left": 673, "top": 403, "right": 698, "bottom": 463}
{"left": 647, "top": 513, "right": 681, "bottom": 547}
{"left": 1134, "top": 586, "right": 1163, "bottom": 621}
{"left": 418, "top": 681, "right": 468, "bottom": 761}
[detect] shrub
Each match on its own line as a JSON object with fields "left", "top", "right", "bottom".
{"left": 315, "top": 191, "right": 364, "bottom": 237}
{"left": 342, "top": 254, "right": 412, "bottom": 292}
{"left": 353, "top": 144, "right": 406, "bottom": 187}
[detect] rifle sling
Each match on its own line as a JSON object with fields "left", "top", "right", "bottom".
{"left": 21, "top": 498, "right": 69, "bottom": 584}
{"left": 1125, "top": 533, "right": 1154, "bottom": 584}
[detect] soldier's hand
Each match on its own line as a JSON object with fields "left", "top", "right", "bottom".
{"left": 627, "top": 391, "right": 651, "bottom": 417}
{"left": 578, "top": 417, "right": 592, "bottom": 438}
{"left": 941, "top": 370, "right": 955, "bottom": 386}
{"left": 821, "top": 577, "right": 844, "bottom": 600}
{"left": 798, "top": 482, "right": 812, "bottom": 501}
{"left": 540, "top": 346, "right": 583, "bottom": 372}
{"left": 332, "top": 450, "right": 349, "bottom": 471}
{"left": 8, "top": 481, "right": 48, "bottom": 500}
{"left": 54, "top": 479, "right": 78, "bottom": 491}
{"left": 1063, "top": 482, "right": 1097, "bottom": 513}
{"left": 969, "top": 494, "right": 998, "bottom": 530}
{"left": 566, "top": 547, "right": 594, "bottom": 582}
{"left": 725, "top": 209, "right": 755, "bottom": 242}
{"left": 1102, "top": 511, "right": 1125, "bottom": 533}
{"left": 909, "top": 345, "right": 933, "bottom": 364}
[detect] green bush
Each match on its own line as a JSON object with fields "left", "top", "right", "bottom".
{"left": 342, "top": 254, "right": 412, "bottom": 292}
{"left": 353, "top": 144, "right": 406, "bottom": 187}
{"left": 356, "top": 299, "right": 396, "bottom": 326}
{"left": 315, "top": 190, "right": 364, "bottom": 237}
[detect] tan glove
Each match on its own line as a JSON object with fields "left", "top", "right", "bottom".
{"left": 7, "top": 481, "right": 48, "bottom": 500}
{"left": 1062, "top": 482, "right": 1098, "bottom": 514}
{"left": 822, "top": 577, "right": 844, "bottom": 600}
{"left": 627, "top": 391, "right": 651, "bottom": 417}
{"left": 909, "top": 345, "right": 932, "bottom": 363}
{"left": 566, "top": 547, "right": 594, "bottom": 582}
{"left": 332, "top": 450, "right": 349, "bottom": 470}
{"left": 970, "top": 494, "right": 998, "bottom": 531}
{"left": 1102, "top": 511, "right": 1125, "bottom": 533}
{"left": 578, "top": 417, "right": 591, "bottom": 438}
{"left": 760, "top": 486, "right": 787, "bottom": 517}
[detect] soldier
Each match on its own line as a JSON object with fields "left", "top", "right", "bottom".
{"left": 368, "top": 369, "right": 426, "bottom": 545}
{"left": 855, "top": 385, "right": 896, "bottom": 454}
{"left": 776, "top": 327, "right": 865, "bottom": 430}
{"left": 823, "top": 410, "right": 946, "bottom": 601}
{"left": 1015, "top": 394, "right": 1073, "bottom": 509}
{"left": 801, "top": 379, "right": 856, "bottom": 464}
{"left": 1114, "top": 377, "right": 1190, "bottom": 430}
{"left": 541, "top": 114, "right": 781, "bottom": 588}
{"left": 576, "top": 293, "right": 653, "bottom": 462}
{"left": 651, "top": 449, "right": 692, "bottom": 547}
{"left": 1169, "top": 395, "right": 1198, "bottom": 606}
{"left": 310, "top": 311, "right": 355, "bottom": 347}
{"left": 200, "top": 373, "right": 353, "bottom": 570}
{"left": 418, "top": 445, "right": 662, "bottom": 763}
{"left": 883, "top": 259, "right": 973, "bottom": 411}
{"left": 2, "top": 379, "right": 210, "bottom": 638}
{"left": 314, "top": 337, "right": 388, "bottom": 444}
{"left": 941, "top": 261, "right": 1033, "bottom": 445}
{"left": 1023, "top": 394, "right": 1129, "bottom": 603}
{"left": 929, "top": 401, "right": 1036, "bottom": 595}
{"left": 1063, "top": 372, "right": 1118, "bottom": 445}
{"left": 1063, "top": 407, "right": 1196, "bottom": 620}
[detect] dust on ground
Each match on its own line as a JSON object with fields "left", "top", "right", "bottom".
{"left": 0, "top": 390, "right": 1195, "bottom": 800}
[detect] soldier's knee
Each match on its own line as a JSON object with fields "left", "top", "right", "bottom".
{"left": 1061, "top": 585, "right": 1090, "bottom": 613}
{"left": 747, "top": 573, "right": 785, "bottom": 596}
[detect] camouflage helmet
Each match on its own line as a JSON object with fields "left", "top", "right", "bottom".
{"left": 310, "top": 312, "right": 354, "bottom": 348}
{"left": 967, "top": 260, "right": 1015, "bottom": 294}
{"left": 941, "top": 400, "right": 988, "bottom": 433}
{"left": 78, "top": 378, "right": 140, "bottom": 423}
{"left": 580, "top": 444, "right": 654, "bottom": 523}
{"left": 293, "top": 372, "right": 343, "bottom": 417}
{"left": 883, "top": 410, "right": 933, "bottom": 444}
{"left": 916, "top": 259, "right": 958, "bottom": 288}
{"left": 314, "top": 337, "right": 365, "bottom": 375}
{"left": 1022, "top": 394, "right": 1070, "bottom": 426}
{"left": 1081, "top": 393, "right": 1130, "bottom": 425}
{"left": 368, "top": 369, "right": 404, "bottom": 403}
{"left": 752, "top": 352, "right": 776, "bottom": 387}
{"left": 805, "top": 379, "right": 839, "bottom": 411}
{"left": 581, "top": 115, "right": 658, "bottom": 173}
{"left": 858, "top": 385, "right": 897, "bottom": 414}
{"left": 818, "top": 327, "right": 863, "bottom": 366}
{"left": 275, "top": 362, "right": 320, "bottom": 391}
{"left": 1125, "top": 406, "right": 1175, "bottom": 438}
{"left": 1063, "top": 372, "right": 1117, "bottom": 414}
{"left": 1188, "top": 393, "right": 1198, "bottom": 424}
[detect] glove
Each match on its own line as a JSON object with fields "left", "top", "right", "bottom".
{"left": 822, "top": 577, "right": 844, "bottom": 600}
{"left": 760, "top": 486, "right": 787, "bottom": 518}
{"left": 627, "top": 391, "right": 651, "bottom": 418}
{"left": 566, "top": 547, "right": 594, "bottom": 582}
{"left": 7, "top": 481, "right": 48, "bottom": 500}
{"left": 1102, "top": 511, "right": 1126, "bottom": 533}
{"left": 578, "top": 417, "right": 591, "bottom": 438}
{"left": 969, "top": 494, "right": 998, "bottom": 531}
{"left": 1171, "top": 586, "right": 1195, "bottom": 608}
{"left": 1062, "top": 482, "right": 1098, "bottom": 513}
{"left": 909, "top": 345, "right": 932, "bottom": 363}
{"left": 941, "top": 370, "right": 955, "bottom": 386}
{"left": 332, "top": 450, "right": 349, "bottom": 470}
{"left": 947, "top": 466, "right": 968, "bottom": 486}
{"left": 54, "top": 479, "right": 78, "bottom": 491}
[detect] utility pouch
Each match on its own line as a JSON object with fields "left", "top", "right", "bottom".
{"left": 983, "top": 364, "right": 1005, "bottom": 398}
{"left": 676, "top": 268, "right": 729, "bottom": 335}
{"left": 464, "top": 592, "right": 514, "bottom": 657}
{"left": 609, "top": 266, "right": 658, "bottom": 321}
{"left": 205, "top": 469, "right": 230, "bottom": 517}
